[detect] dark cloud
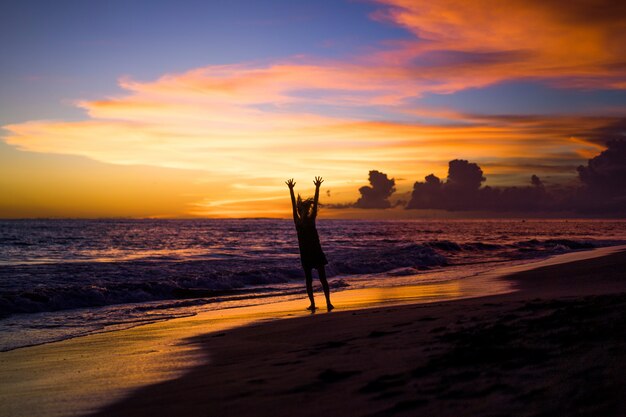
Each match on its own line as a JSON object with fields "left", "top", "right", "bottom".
{"left": 419, "top": 50, "right": 531, "bottom": 68}
{"left": 406, "top": 160, "right": 487, "bottom": 210}
{"left": 574, "top": 139, "right": 626, "bottom": 213}
{"left": 354, "top": 170, "right": 396, "bottom": 209}
{"left": 481, "top": 162, "right": 580, "bottom": 174}
{"left": 335, "top": 136, "right": 626, "bottom": 215}
{"left": 407, "top": 162, "right": 552, "bottom": 212}
{"left": 404, "top": 142, "right": 626, "bottom": 214}
{"left": 577, "top": 140, "right": 626, "bottom": 193}
{"left": 406, "top": 174, "right": 444, "bottom": 209}
{"left": 444, "top": 159, "right": 485, "bottom": 209}
{"left": 582, "top": 118, "right": 626, "bottom": 145}
{"left": 476, "top": 177, "right": 552, "bottom": 212}
{"left": 541, "top": 0, "right": 626, "bottom": 26}
{"left": 447, "top": 159, "right": 486, "bottom": 191}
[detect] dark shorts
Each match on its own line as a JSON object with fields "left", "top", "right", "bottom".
{"left": 300, "top": 250, "right": 328, "bottom": 270}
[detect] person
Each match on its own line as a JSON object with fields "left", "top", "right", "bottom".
{"left": 286, "top": 176, "right": 333, "bottom": 312}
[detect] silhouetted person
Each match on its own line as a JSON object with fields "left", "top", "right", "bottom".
{"left": 286, "top": 176, "right": 333, "bottom": 312}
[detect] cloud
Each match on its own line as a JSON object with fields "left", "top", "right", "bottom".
{"left": 531, "top": 174, "right": 544, "bottom": 188}
{"left": 3, "top": 0, "right": 624, "bottom": 179}
{"left": 406, "top": 159, "right": 488, "bottom": 210}
{"left": 354, "top": 170, "right": 397, "bottom": 209}
{"left": 403, "top": 139, "right": 626, "bottom": 213}
{"left": 405, "top": 173, "right": 444, "bottom": 209}
{"left": 440, "top": 159, "right": 486, "bottom": 210}
{"left": 4, "top": 95, "right": 615, "bottom": 180}
{"left": 577, "top": 140, "right": 626, "bottom": 193}
{"left": 406, "top": 161, "right": 554, "bottom": 212}
{"left": 2, "top": 1, "right": 626, "bottom": 217}
{"left": 371, "top": 0, "right": 626, "bottom": 90}
{"left": 446, "top": 159, "right": 485, "bottom": 191}
{"left": 573, "top": 140, "right": 626, "bottom": 213}
{"left": 582, "top": 118, "right": 626, "bottom": 145}
{"left": 3, "top": 96, "right": 620, "bottom": 217}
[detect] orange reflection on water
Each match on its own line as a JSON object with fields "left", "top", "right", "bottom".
{"left": 331, "top": 281, "right": 462, "bottom": 309}
{"left": 0, "top": 273, "right": 513, "bottom": 417}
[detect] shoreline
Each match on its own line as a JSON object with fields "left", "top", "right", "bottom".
{"left": 1, "top": 245, "right": 625, "bottom": 417}
{"left": 93, "top": 248, "right": 626, "bottom": 417}
{"left": 3, "top": 244, "right": 620, "bottom": 353}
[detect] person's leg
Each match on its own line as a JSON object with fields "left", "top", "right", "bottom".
{"left": 318, "top": 266, "right": 334, "bottom": 311}
{"left": 304, "top": 267, "right": 316, "bottom": 311}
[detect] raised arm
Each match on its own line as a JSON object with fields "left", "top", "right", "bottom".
{"left": 285, "top": 178, "right": 298, "bottom": 222}
{"left": 312, "top": 176, "right": 323, "bottom": 219}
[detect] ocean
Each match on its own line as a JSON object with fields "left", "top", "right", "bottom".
{"left": 1, "top": 218, "right": 625, "bottom": 351}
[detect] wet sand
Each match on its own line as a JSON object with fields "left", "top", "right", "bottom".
{"left": 92, "top": 249, "right": 626, "bottom": 417}
{"left": 2, "top": 247, "right": 626, "bottom": 417}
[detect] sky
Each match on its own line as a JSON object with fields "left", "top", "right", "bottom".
{"left": 1, "top": 0, "right": 625, "bottom": 218}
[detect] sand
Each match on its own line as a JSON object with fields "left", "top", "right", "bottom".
{"left": 2, "top": 247, "right": 626, "bottom": 417}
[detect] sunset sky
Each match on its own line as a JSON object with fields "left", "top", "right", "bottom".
{"left": 2, "top": 0, "right": 625, "bottom": 218}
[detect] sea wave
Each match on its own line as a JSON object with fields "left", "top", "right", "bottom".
{"left": 0, "top": 237, "right": 614, "bottom": 317}
{"left": 0, "top": 243, "right": 448, "bottom": 317}
{"left": 2, "top": 219, "right": 626, "bottom": 351}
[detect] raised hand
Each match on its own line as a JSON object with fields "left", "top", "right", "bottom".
{"left": 285, "top": 178, "right": 296, "bottom": 189}
{"left": 313, "top": 176, "right": 324, "bottom": 187}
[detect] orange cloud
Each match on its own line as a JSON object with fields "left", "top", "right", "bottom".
{"left": 2, "top": 0, "right": 624, "bottom": 217}
{"left": 3, "top": 79, "right": 612, "bottom": 197}
{"left": 371, "top": 0, "right": 626, "bottom": 90}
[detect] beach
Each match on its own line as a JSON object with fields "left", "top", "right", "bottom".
{"left": 4, "top": 1, "right": 626, "bottom": 415}
{"left": 1, "top": 246, "right": 625, "bottom": 417}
